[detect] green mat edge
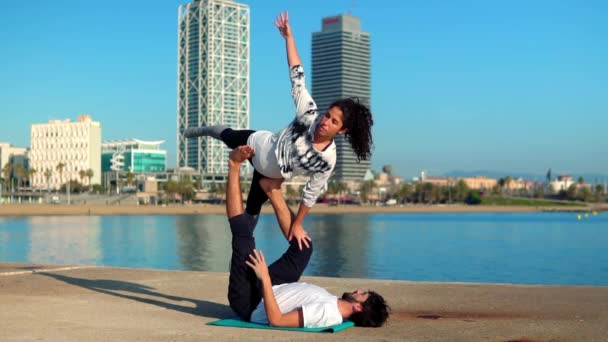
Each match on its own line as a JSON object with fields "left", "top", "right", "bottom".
{"left": 207, "top": 318, "right": 354, "bottom": 333}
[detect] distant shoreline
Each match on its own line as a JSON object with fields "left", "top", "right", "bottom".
{"left": 0, "top": 203, "right": 604, "bottom": 216}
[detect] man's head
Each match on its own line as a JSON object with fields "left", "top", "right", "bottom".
{"left": 342, "top": 289, "right": 389, "bottom": 327}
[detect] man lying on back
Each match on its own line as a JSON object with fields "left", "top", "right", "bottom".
{"left": 224, "top": 145, "right": 389, "bottom": 328}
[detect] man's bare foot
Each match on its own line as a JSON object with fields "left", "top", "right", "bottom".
{"left": 229, "top": 145, "right": 254, "bottom": 164}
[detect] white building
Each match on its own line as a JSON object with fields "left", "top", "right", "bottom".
{"left": 177, "top": 0, "right": 250, "bottom": 176}
{"left": 549, "top": 175, "right": 575, "bottom": 193}
{"left": 0, "top": 143, "right": 28, "bottom": 171}
{"left": 29, "top": 115, "right": 102, "bottom": 190}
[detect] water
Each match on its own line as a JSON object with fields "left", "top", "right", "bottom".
{"left": 0, "top": 212, "right": 606, "bottom": 286}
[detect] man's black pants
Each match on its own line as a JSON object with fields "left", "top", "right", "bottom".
{"left": 227, "top": 213, "right": 313, "bottom": 321}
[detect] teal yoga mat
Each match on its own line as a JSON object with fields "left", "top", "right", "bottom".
{"left": 207, "top": 318, "right": 354, "bottom": 333}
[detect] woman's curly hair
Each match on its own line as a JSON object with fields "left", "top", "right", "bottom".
{"left": 329, "top": 97, "right": 374, "bottom": 162}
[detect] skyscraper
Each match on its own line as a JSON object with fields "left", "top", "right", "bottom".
{"left": 177, "top": 0, "right": 249, "bottom": 176}
{"left": 311, "top": 14, "right": 371, "bottom": 181}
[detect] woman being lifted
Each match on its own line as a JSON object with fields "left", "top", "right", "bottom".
{"left": 184, "top": 11, "right": 374, "bottom": 249}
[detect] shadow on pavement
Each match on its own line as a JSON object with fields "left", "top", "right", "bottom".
{"left": 36, "top": 272, "right": 232, "bottom": 319}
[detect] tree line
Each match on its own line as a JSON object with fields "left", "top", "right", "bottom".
{"left": 1, "top": 161, "right": 96, "bottom": 194}
{"left": 326, "top": 177, "right": 607, "bottom": 205}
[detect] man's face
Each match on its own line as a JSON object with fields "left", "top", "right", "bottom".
{"left": 342, "top": 289, "right": 370, "bottom": 304}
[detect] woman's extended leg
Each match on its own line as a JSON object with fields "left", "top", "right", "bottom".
{"left": 185, "top": 127, "right": 270, "bottom": 216}
{"left": 220, "top": 128, "right": 255, "bottom": 149}
{"left": 184, "top": 125, "right": 255, "bottom": 149}
{"left": 183, "top": 125, "right": 229, "bottom": 140}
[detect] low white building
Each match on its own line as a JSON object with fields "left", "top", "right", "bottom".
{"left": 0, "top": 143, "right": 28, "bottom": 170}
{"left": 29, "top": 115, "right": 102, "bottom": 190}
{"left": 549, "top": 175, "right": 575, "bottom": 193}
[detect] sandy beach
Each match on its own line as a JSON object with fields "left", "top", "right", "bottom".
{"left": 0, "top": 202, "right": 603, "bottom": 216}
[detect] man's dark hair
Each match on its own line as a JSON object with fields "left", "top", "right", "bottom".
{"left": 349, "top": 291, "right": 390, "bottom": 327}
{"left": 329, "top": 97, "right": 374, "bottom": 162}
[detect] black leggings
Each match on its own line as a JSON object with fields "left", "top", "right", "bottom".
{"left": 228, "top": 213, "right": 313, "bottom": 321}
{"left": 219, "top": 128, "right": 271, "bottom": 217}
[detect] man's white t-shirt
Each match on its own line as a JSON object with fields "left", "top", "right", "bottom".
{"left": 249, "top": 282, "right": 343, "bottom": 328}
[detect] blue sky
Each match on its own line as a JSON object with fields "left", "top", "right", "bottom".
{"left": 0, "top": 0, "right": 606, "bottom": 178}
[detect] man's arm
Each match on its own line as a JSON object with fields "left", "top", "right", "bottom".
{"left": 226, "top": 146, "right": 254, "bottom": 219}
{"left": 246, "top": 249, "right": 304, "bottom": 327}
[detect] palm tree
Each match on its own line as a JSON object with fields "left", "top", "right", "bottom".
{"left": 216, "top": 182, "right": 226, "bottom": 201}
{"left": 359, "top": 180, "right": 376, "bottom": 204}
{"left": 2, "top": 162, "right": 13, "bottom": 193}
{"left": 86, "top": 169, "right": 94, "bottom": 190}
{"left": 79, "top": 170, "right": 87, "bottom": 186}
{"left": 56, "top": 162, "right": 66, "bottom": 191}
{"left": 326, "top": 180, "right": 338, "bottom": 195}
{"left": 396, "top": 183, "right": 412, "bottom": 204}
{"left": 422, "top": 182, "right": 434, "bottom": 204}
{"left": 28, "top": 167, "right": 37, "bottom": 190}
{"left": 503, "top": 176, "right": 513, "bottom": 195}
{"left": 14, "top": 164, "right": 26, "bottom": 189}
{"left": 208, "top": 182, "right": 218, "bottom": 198}
{"left": 327, "top": 180, "right": 347, "bottom": 203}
{"left": 430, "top": 184, "right": 443, "bottom": 204}
{"left": 126, "top": 172, "right": 135, "bottom": 186}
{"left": 579, "top": 186, "right": 593, "bottom": 202}
{"left": 22, "top": 168, "right": 31, "bottom": 190}
{"left": 491, "top": 184, "right": 501, "bottom": 196}
{"left": 164, "top": 180, "right": 179, "bottom": 203}
{"left": 566, "top": 184, "right": 577, "bottom": 201}
{"left": 594, "top": 184, "right": 605, "bottom": 202}
{"left": 335, "top": 181, "right": 348, "bottom": 204}
{"left": 44, "top": 169, "right": 53, "bottom": 194}
{"left": 532, "top": 184, "right": 545, "bottom": 199}
{"left": 454, "top": 179, "right": 469, "bottom": 203}
{"left": 178, "top": 174, "right": 194, "bottom": 203}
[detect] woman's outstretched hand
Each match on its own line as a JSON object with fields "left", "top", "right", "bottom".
{"left": 274, "top": 11, "right": 292, "bottom": 40}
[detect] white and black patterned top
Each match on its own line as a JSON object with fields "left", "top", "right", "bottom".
{"left": 274, "top": 65, "right": 337, "bottom": 207}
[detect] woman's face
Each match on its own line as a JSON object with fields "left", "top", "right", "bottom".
{"left": 316, "top": 106, "right": 347, "bottom": 139}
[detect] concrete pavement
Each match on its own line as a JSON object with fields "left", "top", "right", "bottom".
{"left": 1, "top": 263, "right": 607, "bottom": 341}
